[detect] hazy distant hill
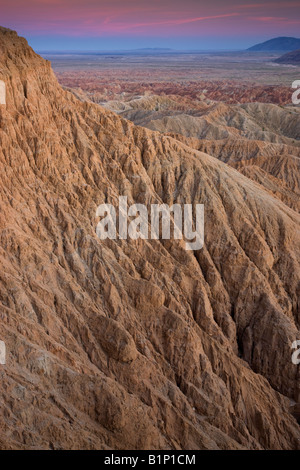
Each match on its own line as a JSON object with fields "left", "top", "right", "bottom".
{"left": 135, "top": 47, "right": 173, "bottom": 52}
{"left": 275, "top": 48, "right": 300, "bottom": 65}
{"left": 248, "top": 37, "right": 300, "bottom": 52}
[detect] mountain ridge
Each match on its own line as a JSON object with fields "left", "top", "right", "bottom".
{"left": 275, "top": 49, "right": 300, "bottom": 65}
{"left": 247, "top": 37, "right": 300, "bottom": 52}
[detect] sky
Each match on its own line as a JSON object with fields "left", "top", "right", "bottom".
{"left": 0, "top": 0, "right": 300, "bottom": 51}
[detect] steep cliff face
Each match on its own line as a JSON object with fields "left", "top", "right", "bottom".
{"left": 0, "top": 27, "right": 300, "bottom": 450}
{"left": 105, "top": 95, "right": 300, "bottom": 212}
{"left": 162, "top": 136, "right": 300, "bottom": 212}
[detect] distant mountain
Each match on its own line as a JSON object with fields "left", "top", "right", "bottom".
{"left": 134, "top": 48, "right": 174, "bottom": 53}
{"left": 275, "top": 48, "right": 300, "bottom": 65}
{"left": 248, "top": 37, "right": 300, "bottom": 52}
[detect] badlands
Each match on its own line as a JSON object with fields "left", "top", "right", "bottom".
{"left": 0, "top": 27, "right": 299, "bottom": 450}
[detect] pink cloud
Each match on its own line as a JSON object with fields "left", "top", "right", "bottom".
{"left": 105, "top": 13, "right": 241, "bottom": 32}
{"left": 0, "top": 0, "right": 299, "bottom": 38}
{"left": 236, "top": 1, "right": 300, "bottom": 9}
{"left": 249, "top": 15, "right": 300, "bottom": 24}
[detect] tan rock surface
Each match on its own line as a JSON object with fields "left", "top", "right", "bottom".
{"left": 0, "top": 27, "right": 300, "bottom": 450}
{"left": 107, "top": 94, "right": 300, "bottom": 212}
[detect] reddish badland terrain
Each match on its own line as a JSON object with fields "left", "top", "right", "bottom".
{"left": 0, "top": 27, "right": 300, "bottom": 450}
{"left": 60, "top": 73, "right": 293, "bottom": 106}
{"left": 50, "top": 51, "right": 296, "bottom": 106}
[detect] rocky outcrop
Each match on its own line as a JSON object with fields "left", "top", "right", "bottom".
{"left": 165, "top": 136, "right": 300, "bottom": 212}
{"left": 104, "top": 94, "right": 300, "bottom": 212}
{"left": 0, "top": 27, "right": 300, "bottom": 450}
